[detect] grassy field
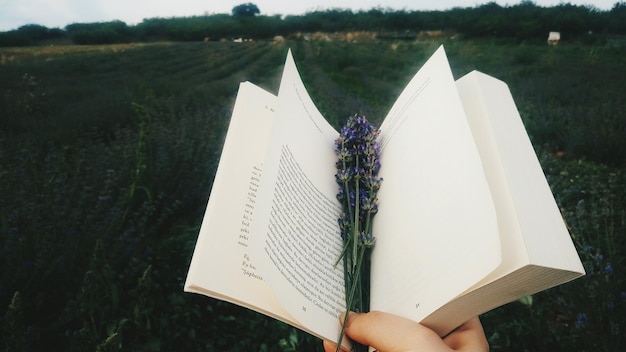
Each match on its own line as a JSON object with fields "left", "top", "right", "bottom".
{"left": 1, "top": 37, "right": 625, "bottom": 351}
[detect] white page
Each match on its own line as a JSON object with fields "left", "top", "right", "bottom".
{"left": 417, "top": 71, "right": 583, "bottom": 335}
{"left": 370, "top": 47, "right": 501, "bottom": 329}
{"left": 456, "top": 71, "right": 585, "bottom": 275}
{"left": 184, "top": 82, "right": 297, "bottom": 324}
{"left": 249, "top": 51, "right": 347, "bottom": 343}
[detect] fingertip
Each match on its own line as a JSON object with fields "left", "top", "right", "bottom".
{"left": 338, "top": 311, "right": 347, "bottom": 324}
{"left": 322, "top": 340, "right": 336, "bottom": 352}
{"left": 340, "top": 310, "right": 360, "bottom": 326}
{"left": 323, "top": 339, "right": 348, "bottom": 352}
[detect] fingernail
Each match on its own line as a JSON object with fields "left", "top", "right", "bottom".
{"left": 340, "top": 311, "right": 358, "bottom": 325}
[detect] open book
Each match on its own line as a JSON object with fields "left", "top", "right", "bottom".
{"left": 184, "top": 46, "right": 585, "bottom": 346}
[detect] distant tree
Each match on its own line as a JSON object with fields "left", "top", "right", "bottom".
{"left": 611, "top": 1, "right": 626, "bottom": 14}
{"left": 609, "top": 1, "right": 626, "bottom": 33}
{"left": 16, "top": 24, "right": 50, "bottom": 41}
{"left": 231, "top": 3, "right": 260, "bottom": 17}
{"left": 518, "top": 0, "right": 537, "bottom": 7}
{"left": 65, "top": 21, "right": 131, "bottom": 44}
{"left": 0, "top": 24, "right": 66, "bottom": 46}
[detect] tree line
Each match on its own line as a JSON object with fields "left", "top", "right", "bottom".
{"left": 2, "top": 1, "right": 626, "bottom": 46}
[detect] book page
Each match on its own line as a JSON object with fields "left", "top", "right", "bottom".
{"left": 370, "top": 46, "right": 501, "bottom": 332}
{"left": 184, "top": 82, "right": 298, "bottom": 326}
{"left": 417, "top": 72, "right": 583, "bottom": 335}
{"left": 249, "top": 51, "right": 347, "bottom": 343}
{"left": 457, "top": 71, "right": 584, "bottom": 273}
{"left": 454, "top": 70, "right": 585, "bottom": 281}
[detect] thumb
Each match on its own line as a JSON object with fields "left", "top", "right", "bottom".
{"left": 343, "top": 311, "right": 450, "bottom": 352}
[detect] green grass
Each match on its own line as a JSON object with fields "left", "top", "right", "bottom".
{"left": 1, "top": 38, "right": 625, "bottom": 351}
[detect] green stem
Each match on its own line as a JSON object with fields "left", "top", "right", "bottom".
{"left": 353, "top": 158, "right": 360, "bottom": 271}
{"left": 364, "top": 211, "right": 371, "bottom": 240}
{"left": 336, "top": 246, "right": 367, "bottom": 352}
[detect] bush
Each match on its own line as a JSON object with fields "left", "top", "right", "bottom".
{"left": 66, "top": 21, "right": 132, "bottom": 44}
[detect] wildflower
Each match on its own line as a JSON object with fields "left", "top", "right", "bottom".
{"left": 604, "top": 264, "right": 613, "bottom": 275}
{"left": 335, "top": 168, "right": 353, "bottom": 184}
{"left": 360, "top": 197, "right": 378, "bottom": 215}
{"left": 575, "top": 313, "right": 587, "bottom": 329}
{"left": 358, "top": 232, "right": 376, "bottom": 248}
{"left": 334, "top": 114, "right": 381, "bottom": 352}
{"left": 338, "top": 213, "right": 351, "bottom": 237}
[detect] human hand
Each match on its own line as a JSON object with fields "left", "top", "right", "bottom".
{"left": 322, "top": 311, "right": 489, "bottom": 352}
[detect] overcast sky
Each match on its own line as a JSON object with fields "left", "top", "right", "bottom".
{"left": 0, "top": 0, "right": 619, "bottom": 31}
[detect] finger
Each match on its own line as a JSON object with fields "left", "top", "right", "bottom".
{"left": 343, "top": 311, "right": 450, "bottom": 352}
{"left": 323, "top": 339, "right": 349, "bottom": 352}
{"left": 442, "top": 317, "right": 489, "bottom": 351}
{"left": 323, "top": 340, "right": 340, "bottom": 352}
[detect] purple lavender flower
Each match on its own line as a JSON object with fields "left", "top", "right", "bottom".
{"left": 334, "top": 114, "right": 381, "bottom": 352}
{"left": 335, "top": 114, "right": 382, "bottom": 246}
{"left": 575, "top": 312, "right": 588, "bottom": 329}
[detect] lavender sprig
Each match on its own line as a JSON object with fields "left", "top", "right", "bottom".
{"left": 334, "top": 114, "right": 381, "bottom": 352}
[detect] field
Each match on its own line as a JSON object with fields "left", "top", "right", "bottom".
{"left": 1, "top": 37, "right": 625, "bottom": 351}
